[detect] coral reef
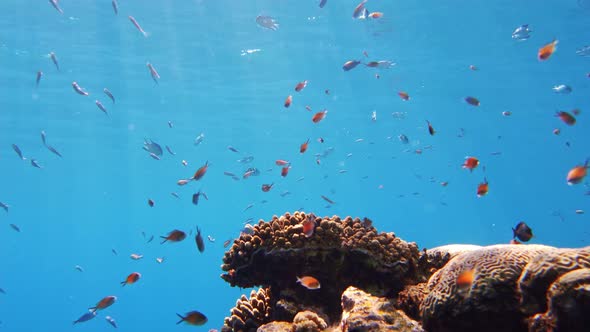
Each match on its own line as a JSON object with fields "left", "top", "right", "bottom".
{"left": 219, "top": 212, "right": 590, "bottom": 332}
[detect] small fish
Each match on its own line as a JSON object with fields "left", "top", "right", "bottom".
{"left": 147, "top": 235, "right": 154, "bottom": 243}
{"left": 176, "top": 311, "right": 208, "bottom": 326}
{"left": 509, "top": 239, "right": 521, "bottom": 245}
{"left": 227, "top": 146, "right": 239, "bottom": 153}
{"left": 553, "top": 128, "right": 561, "bottom": 135}
{"left": 575, "top": 209, "right": 584, "bottom": 214}
{"left": 465, "top": 96, "right": 480, "bottom": 106}
{"left": 165, "top": 145, "right": 175, "bottom": 155}
{"left": 72, "top": 82, "right": 89, "bottom": 96}
{"left": 95, "top": 100, "right": 109, "bottom": 116}
{"left": 9, "top": 224, "right": 20, "bottom": 232}
{"left": 477, "top": 178, "right": 489, "bottom": 197}
{"left": 300, "top": 139, "right": 310, "bottom": 153}
{"left": 12, "top": 144, "right": 26, "bottom": 160}
{"left": 281, "top": 166, "right": 290, "bottom": 177}
{"left": 129, "top": 16, "right": 148, "bottom": 37}
{"left": 556, "top": 111, "right": 576, "bottom": 126}
{"left": 103, "top": 88, "right": 115, "bottom": 103}
{"left": 111, "top": 0, "right": 118, "bottom": 15}
{"left": 148, "top": 199, "right": 155, "bottom": 207}
{"left": 312, "top": 110, "right": 328, "bottom": 123}
{"left": 40, "top": 130, "right": 47, "bottom": 146}
{"left": 156, "top": 257, "right": 164, "bottom": 263}
{"left": 371, "top": 111, "right": 377, "bottom": 121}
{"left": 284, "top": 95, "right": 293, "bottom": 108}
{"left": 512, "top": 222, "right": 533, "bottom": 242}
{"left": 194, "top": 133, "right": 205, "bottom": 145}
{"left": 243, "top": 203, "right": 254, "bottom": 211}
{"left": 49, "top": 52, "right": 60, "bottom": 71}
{"left": 398, "top": 134, "right": 409, "bottom": 144}
{"left": 195, "top": 227, "right": 205, "bottom": 253}
{"left": 0, "top": 202, "right": 9, "bottom": 213}
{"left": 295, "top": 80, "right": 308, "bottom": 92}
{"left": 207, "top": 235, "right": 215, "bottom": 242}
{"left": 462, "top": 157, "right": 479, "bottom": 172}
{"left": 319, "top": 0, "right": 327, "bottom": 8}
{"left": 456, "top": 269, "right": 475, "bottom": 288}
{"left": 321, "top": 195, "right": 335, "bottom": 204}
{"left": 146, "top": 62, "right": 160, "bottom": 83}
{"left": 168, "top": 121, "right": 173, "bottom": 128}
{"left": 73, "top": 311, "right": 97, "bottom": 325}
{"left": 469, "top": 64, "right": 478, "bottom": 71}
{"left": 302, "top": 216, "right": 316, "bottom": 238}
{"left": 130, "top": 253, "right": 143, "bottom": 260}
{"left": 342, "top": 60, "right": 361, "bottom": 71}
{"left": 74, "top": 265, "right": 84, "bottom": 272}
{"left": 280, "top": 190, "right": 291, "bottom": 197}
{"left": 223, "top": 171, "right": 236, "bottom": 177}
{"left": 538, "top": 39, "right": 558, "bottom": 61}
{"left": 160, "top": 229, "right": 186, "bottom": 244}
{"left": 261, "top": 183, "right": 274, "bottom": 192}
{"left": 512, "top": 24, "right": 531, "bottom": 41}
{"left": 553, "top": 84, "right": 572, "bottom": 94}
{"left": 368, "top": 12, "right": 384, "bottom": 19}
{"left": 89, "top": 296, "right": 117, "bottom": 313}
{"left": 143, "top": 139, "right": 163, "bottom": 156}
{"left": 296, "top": 276, "right": 321, "bottom": 290}
{"left": 36, "top": 71, "right": 43, "bottom": 87}
{"left": 255, "top": 15, "right": 279, "bottom": 31}
{"left": 502, "top": 111, "right": 512, "bottom": 116}
{"left": 275, "top": 160, "right": 290, "bottom": 166}
{"left": 171, "top": 192, "right": 180, "bottom": 199}
{"left": 352, "top": 0, "right": 368, "bottom": 19}
{"left": 237, "top": 156, "right": 254, "bottom": 164}
{"left": 178, "top": 179, "right": 190, "bottom": 186}
{"left": 426, "top": 120, "right": 435, "bottom": 136}
{"left": 192, "top": 161, "right": 209, "bottom": 180}
{"left": 192, "top": 191, "right": 208, "bottom": 205}
{"left": 49, "top": 0, "right": 63, "bottom": 14}
{"left": 105, "top": 316, "right": 118, "bottom": 328}
{"left": 120, "top": 272, "right": 141, "bottom": 286}
{"left": 223, "top": 239, "right": 232, "bottom": 248}
{"left": 31, "top": 159, "right": 43, "bottom": 169}
{"left": 0, "top": 288, "right": 5, "bottom": 294}
{"left": 112, "top": 248, "right": 118, "bottom": 255}
{"left": 566, "top": 159, "right": 588, "bottom": 185}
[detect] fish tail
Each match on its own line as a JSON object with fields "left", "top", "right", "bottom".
{"left": 176, "top": 313, "right": 185, "bottom": 324}
{"left": 88, "top": 307, "right": 97, "bottom": 313}
{"left": 120, "top": 281, "right": 126, "bottom": 287}
{"left": 160, "top": 237, "right": 168, "bottom": 244}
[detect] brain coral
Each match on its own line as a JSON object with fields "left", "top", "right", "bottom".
{"left": 420, "top": 244, "right": 556, "bottom": 332}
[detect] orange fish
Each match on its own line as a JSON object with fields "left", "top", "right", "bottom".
{"left": 462, "top": 157, "right": 479, "bottom": 172}
{"left": 160, "top": 230, "right": 186, "bottom": 244}
{"left": 477, "top": 178, "right": 489, "bottom": 197}
{"left": 398, "top": 91, "right": 410, "bottom": 101}
{"left": 281, "top": 166, "right": 290, "bottom": 177}
{"left": 192, "top": 161, "right": 209, "bottom": 180}
{"left": 261, "top": 183, "right": 274, "bottom": 192}
{"left": 368, "top": 12, "right": 383, "bottom": 19}
{"left": 566, "top": 160, "right": 589, "bottom": 185}
{"left": 538, "top": 39, "right": 558, "bottom": 61}
{"left": 295, "top": 80, "right": 308, "bottom": 92}
{"left": 426, "top": 120, "right": 435, "bottom": 136}
{"left": 302, "top": 218, "right": 315, "bottom": 238}
{"left": 176, "top": 311, "right": 208, "bottom": 326}
{"left": 456, "top": 270, "right": 475, "bottom": 288}
{"left": 312, "top": 110, "right": 328, "bottom": 123}
{"left": 465, "top": 96, "right": 480, "bottom": 106}
{"left": 275, "top": 160, "right": 290, "bottom": 166}
{"left": 284, "top": 95, "right": 292, "bottom": 108}
{"left": 121, "top": 272, "right": 141, "bottom": 286}
{"left": 89, "top": 296, "right": 117, "bottom": 313}
{"left": 556, "top": 111, "right": 576, "bottom": 126}
{"left": 300, "top": 139, "right": 310, "bottom": 153}
{"left": 297, "top": 276, "right": 321, "bottom": 290}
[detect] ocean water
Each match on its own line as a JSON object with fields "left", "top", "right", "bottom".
{"left": 1, "top": 0, "right": 589, "bottom": 330}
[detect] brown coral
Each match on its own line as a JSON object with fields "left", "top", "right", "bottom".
{"left": 518, "top": 246, "right": 590, "bottom": 315}
{"left": 293, "top": 311, "right": 328, "bottom": 332}
{"left": 222, "top": 287, "right": 273, "bottom": 332}
{"left": 420, "top": 244, "right": 556, "bottom": 332}
{"left": 220, "top": 212, "right": 420, "bottom": 320}
{"left": 396, "top": 283, "right": 429, "bottom": 320}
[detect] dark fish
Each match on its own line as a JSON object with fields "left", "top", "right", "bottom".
{"left": 171, "top": 192, "right": 180, "bottom": 199}
{"left": 321, "top": 195, "right": 335, "bottom": 204}
{"left": 255, "top": 15, "right": 279, "bottom": 31}
{"left": 12, "top": 144, "right": 26, "bottom": 160}
{"left": 148, "top": 199, "right": 155, "bottom": 207}
{"left": 47, "top": 145, "right": 62, "bottom": 158}
{"left": 245, "top": 167, "right": 260, "bottom": 176}
{"left": 176, "top": 311, "right": 208, "bottom": 325}
{"left": 147, "top": 235, "right": 154, "bottom": 243}
{"left": 106, "top": 315, "right": 117, "bottom": 328}
{"left": 0, "top": 288, "right": 5, "bottom": 294}
{"left": 111, "top": 248, "right": 118, "bottom": 255}
{"left": 9, "top": 224, "right": 20, "bottom": 232}
{"left": 111, "top": 0, "right": 118, "bottom": 15}
{"left": 165, "top": 145, "right": 175, "bottom": 155}
{"left": 319, "top": 0, "right": 327, "bottom": 8}
{"left": 228, "top": 146, "right": 239, "bottom": 153}
{"left": 512, "top": 222, "right": 533, "bottom": 242}
{"left": 73, "top": 311, "right": 97, "bottom": 325}
{"left": 36, "top": 71, "right": 43, "bottom": 87}
{"left": 426, "top": 120, "right": 435, "bottom": 136}
{"left": 95, "top": 100, "right": 109, "bottom": 116}
{"left": 103, "top": 88, "right": 115, "bottom": 103}
{"left": 398, "top": 134, "right": 409, "bottom": 144}
{"left": 143, "top": 139, "right": 163, "bottom": 156}
{"left": 31, "top": 159, "right": 43, "bottom": 168}
{"left": 195, "top": 227, "right": 205, "bottom": 253}
{"left": 49, "top": 52, "right": 60, "bottom": 71}
{"left": 342, "top": 60, "right": 361, "bottom": 71}
{"left": 192, "top": 191, "right": 208, "bottom": 206}
{"left": 0, "top": 202, "right": 8, "bottom": 212}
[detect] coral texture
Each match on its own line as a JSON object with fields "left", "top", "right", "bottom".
{"left": 221, "top": 287, "right": 272, "bottom": 332}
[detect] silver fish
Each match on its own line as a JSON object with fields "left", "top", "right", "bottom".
{"left": 171, "top": 192, "right": 180, "bottom": 199}
{"left": 0, "top": 202, "right": 9, "bottom": 213}
{"left": 143, "top": 139, "right": 163, "bottom": 156}
{"left": 146, "top": 62, "right": 159, "bottom": 83}
{"left": 12, "top": 144, "right": 26, "bottom": 160}
{"left": 49, "top": 51, "right": 60, "bottom": 71}
{"left": 41, "top": 131, "right": 47, "bottom": 146}
{"left": 31, "top": 159, "right": 43, "bottom": 168}
{"left": 576, "top": 45, "right": 590, "bottom": 57}
{"left": 75, "top": 265, "right": 84, "bottom": 272}
{"left": 105, "top": 316, "right": 118, "bottom": 328}
{"left": 194, "top": 133, "right": 205, "bottom": 145}
{"left": 237, "top": 156, "right": 254, "bottom": 164}
{"left": 49, "top": 0, "right": 63, "bottom": 14}
{"left": 9, "top": 224, "right": 20, "bottom": 232}
{"left": 256, "top": 15, "right": 279, "bottom": 30}
{"left": 73, "top": 311, "right": 96, "bottom": 325}
{"left": 47, "top": 145, "right": 63, "bottom": 158}
{"left": 103, "top": 88, "right": 115, "bottom": 103}
{"left": 552, "top": 84, "right": 572, "bottom": 94}
{"left": 111, "top": 0, "right": 118, "bottom": 15}
{"left": 149, "top": 153, "right": 161, "bottom": 160}
{"left": 95, "top": 100, "right": 109, "bottom": 116}
{"left": 512, "top": 24, "right": 531, "bottom": 41}
{"left": 165, "top": 145, "right": 176, "bottom": 155}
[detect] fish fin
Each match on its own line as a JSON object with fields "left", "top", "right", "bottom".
{"left": 160, "top": 237, "right": 168, "bottom": 244}
{"left": 120, "top": 281, "right": 126, "bottom": 287}
{"left": 176, "top": 313, "right": 185, "bottom": 324}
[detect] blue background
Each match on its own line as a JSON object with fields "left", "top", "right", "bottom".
{"left": 0, "top": 0, "right": 589, "bottom": 330}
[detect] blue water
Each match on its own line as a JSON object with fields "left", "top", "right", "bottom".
{"left": 1, "top": 0, "right": 589, "bottom": 330}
